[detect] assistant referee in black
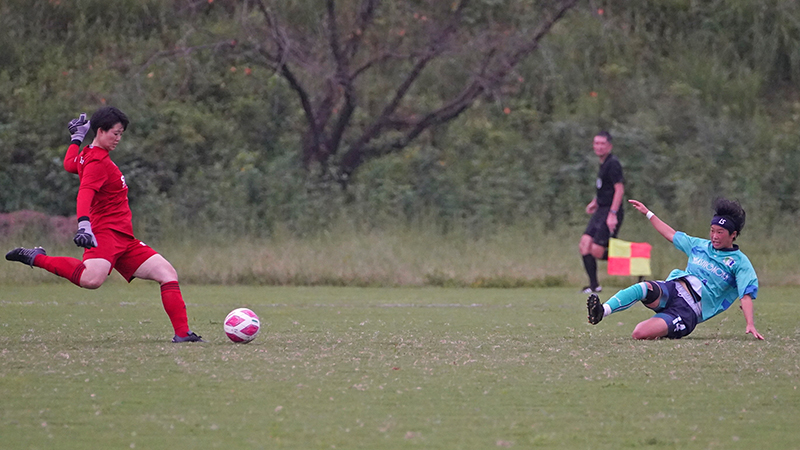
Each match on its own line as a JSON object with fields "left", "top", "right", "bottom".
{"left": 579, "top": 131, "right": 625, "bottom": 294}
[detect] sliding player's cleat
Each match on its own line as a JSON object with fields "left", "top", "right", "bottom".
{"left": 587, "top": 293, "right": 604, "bottom": 325}
{"left": 5, "top": 247, "right": 46, "bottom": 267}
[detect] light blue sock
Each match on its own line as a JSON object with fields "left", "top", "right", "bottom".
{"left": 604, "top": 282, "right": 648, "bottom": 314}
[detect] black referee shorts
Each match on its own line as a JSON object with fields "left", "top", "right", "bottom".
{"left": 583, "top": 207, "right": 623, "bottom": 248}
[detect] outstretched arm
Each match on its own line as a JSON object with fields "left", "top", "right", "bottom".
{"left": 63, "top": 143, "right": 80, "bottom": 174}
{"left": 64, "top": 113, "right": 91, "bottom": 174}
{"left": 628, "top": 199, "right": 676, "bottom": 243}
{"left": 740, "top": 295, "right": 764, "bottom": 340}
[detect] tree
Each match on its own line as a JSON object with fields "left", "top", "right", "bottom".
{"left": 235, "top": 0, "right": 579, "bottom": 186}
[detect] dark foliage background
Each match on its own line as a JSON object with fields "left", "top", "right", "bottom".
{"left": 1, "top": 0, "right": 798, "bottom": 237}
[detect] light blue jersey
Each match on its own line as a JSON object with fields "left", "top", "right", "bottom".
{"left": 666, "top": 231, "right": 758, "bottom": 322}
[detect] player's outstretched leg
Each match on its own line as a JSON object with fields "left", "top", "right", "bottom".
{"left": 587, "top": 293, "right": 604, "bottom": 325}
{"left": 7, "top": 247, "right": 87, "bottom": 286}
{"left": 5, "top": 247, "right": 46, "bottom": 267}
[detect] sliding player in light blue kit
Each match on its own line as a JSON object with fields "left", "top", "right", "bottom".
{"left": 587, "top": 197, "right": 764, "bottom": 340}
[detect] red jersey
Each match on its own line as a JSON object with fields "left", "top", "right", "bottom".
{"left": 75, "top": 146, "right": 134, "bottom": 237}
{"left": 64, "top": 143, "right": 80, "bottom": 174}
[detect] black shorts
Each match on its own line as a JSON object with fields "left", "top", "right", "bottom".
{"left": 583, "top": 207, "right": 624, "bottom": 248}
{"left": 652, "top": 280, "right": 700, "bottom": 339}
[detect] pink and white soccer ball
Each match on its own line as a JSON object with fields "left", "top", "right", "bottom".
{"left": 224, "top": 308, "right": 261, "bottom": 343}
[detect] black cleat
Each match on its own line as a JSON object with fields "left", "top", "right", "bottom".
{"left": 5, "top": 247, "right": 46, "bottom": 267}
{"left": 587, "top": 293, "right": 604, "bottom": 325}
{"left": 172, "top": 331, "right": 205, "bottom": 343}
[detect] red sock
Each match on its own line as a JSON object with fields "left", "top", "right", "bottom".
{"left": 34, "top": 255, "right": 85, "bottom": 286}
{"left": 160, "top": 281, "right": 190, "bottom": 337}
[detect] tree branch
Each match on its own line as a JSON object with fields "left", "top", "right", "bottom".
{"left": 336, "top": 0, "right": 578, "bottom": 181}
{"left": 352, "top": 51, "right": 405, "bottom": 79}
{"left": 242, "top": 0, "right": 579, "bottom": 181}
{"left": 343, "top": 0, "right": 379, "bottom": 59}
{"left": 133, "top": 40, "right": 235, "bottom": 78}
{"left": 252, "top": 0, "right": 323, "bottom": 167}
{"left": 322, "top": 0, "right": 358, "bottom": 163}
{"left": 507, "top": 0, "right": 579, "bottom": 67}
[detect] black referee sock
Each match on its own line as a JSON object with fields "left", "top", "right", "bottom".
{"left": 582, "top": 254, "right": 599, "bottom": 289}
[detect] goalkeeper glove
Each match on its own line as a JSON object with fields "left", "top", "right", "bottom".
{"left": 68, "top": 113, "right": 91, "bottom": 143}
{"left": 74, "top": 217, "right": 98, "bottom": 249}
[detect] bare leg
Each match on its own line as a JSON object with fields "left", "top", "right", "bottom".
{"left": 632, "top": 317, "right": 669, "bottom": 340}
{"left": 79, "top": 258, "right": 112, "bottom": 289}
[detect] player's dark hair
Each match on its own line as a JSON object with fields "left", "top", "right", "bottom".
{"left": 596, "top": 130, "right": 612, "bottom": 142}
{"left": 713, "top": 197, "right": 746, "bottom": 237}
{"left": 90, "top": 106, "right": 129, "bottom": 133}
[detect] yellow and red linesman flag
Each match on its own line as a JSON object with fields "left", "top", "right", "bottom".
{"left": 607, "top": 238, "right": 652, "bottom": 277}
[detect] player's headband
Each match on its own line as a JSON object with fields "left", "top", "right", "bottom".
{"left": 711, "top": 215, "right": 737, "bottom": 233}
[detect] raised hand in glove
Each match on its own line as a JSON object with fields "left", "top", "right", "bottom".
{"left": 74, "top": 217, "right": 98, "bottom": 249}
{"left": 68, "top": 113, "right": 91, "bottom": 143}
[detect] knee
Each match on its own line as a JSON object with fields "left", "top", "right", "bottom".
{"left": 642, "top": 281, "right": 663, "bottom": 307}
{"left": 79, "top": 267, "right": 107, "bottom": 289}
{"left": 155, "top": 263, "right": 179, "bottom": 284}
{"left": 165, "top": 269, "right": 178, "bottom": 284}
{"left": 135, "top": 254, "right": 179, "bottom": 284}
{"left": 631, "top": 326, "right": 653, "bottom": 340}
{"left": 631, "top": 319, "right": 666, "bottom": 340}
{"left": 579, "top": 236, "right": 591, "bottom": 254}
{"left": 80, "top": 277, "right": 105, "bottom": 290}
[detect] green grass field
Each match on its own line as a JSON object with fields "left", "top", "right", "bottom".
{"left": 1, "top": 283, "right": 798, "bottom": 449}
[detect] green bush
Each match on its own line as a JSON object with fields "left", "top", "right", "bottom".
{"left": 0, "top": 0, "right": 798, "bottom": 240}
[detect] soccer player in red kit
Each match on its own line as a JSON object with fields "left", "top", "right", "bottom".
{"left": 6, "top": 107, "right": 203, "bottom": 343}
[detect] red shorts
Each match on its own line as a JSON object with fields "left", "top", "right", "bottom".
{"left": 82, "top": 228, "right": 158, "bottom": 282}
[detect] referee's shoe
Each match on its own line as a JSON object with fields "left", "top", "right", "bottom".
{"left": 581, "top": 285, "right": 602, "bottom": 294}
